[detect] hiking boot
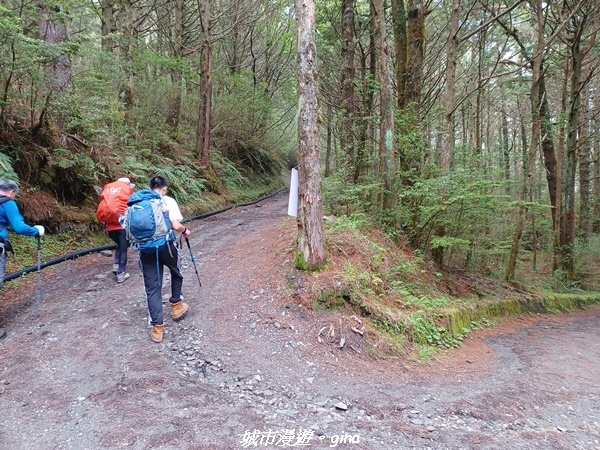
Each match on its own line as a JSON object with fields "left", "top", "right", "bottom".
{"left": 111, "top": 263, "right": 119, "bottom": 274}
{"left": 150, "top": 324, "right": 164, "bottom": 343}
{"left": 171, "top": 301, "right": 189, "bottom": 321}
{"left": 0, "top": 328, "right": 6, "bottom": 340}
{"left": 117, "top": 272, "right": 130, "bottom": 283}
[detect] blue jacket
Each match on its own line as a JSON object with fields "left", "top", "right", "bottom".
{"left": 0, "top": 196, "right": 39, "bottom": 239}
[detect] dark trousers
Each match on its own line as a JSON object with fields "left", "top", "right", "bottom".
{"left": 140, "top": 241, "right": 183, "bottom": 325}
{"left": 108, "top": 229, "right": 128, "bottom": 273}
{"left": 0, "top": 253, "right": 6, "bottom": 290}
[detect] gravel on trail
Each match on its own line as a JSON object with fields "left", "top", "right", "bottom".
{"left": 0, "top": 192, "right": 599, "bottom": 450}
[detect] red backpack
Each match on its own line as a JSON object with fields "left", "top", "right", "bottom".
{"left": 96, "top": 180, "right": 133, "bottom": 223}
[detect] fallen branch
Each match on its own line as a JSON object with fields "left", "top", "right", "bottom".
{"left": 64, "top": 132, "right": 90, "bottom": 147}
{"left": 317, "top": 324, "right": 329, "bottom": 343}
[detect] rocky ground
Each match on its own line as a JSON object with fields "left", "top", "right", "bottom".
{"left": 0, "top": 192, "right": 599, "bottom": 449}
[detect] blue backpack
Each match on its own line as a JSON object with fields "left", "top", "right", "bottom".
{"left": 121, "top": 190, "right": 174, "bottom": 253}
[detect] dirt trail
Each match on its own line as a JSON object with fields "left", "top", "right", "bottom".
{"left": 0, "top": 192, "right": 599, "bottom": 449}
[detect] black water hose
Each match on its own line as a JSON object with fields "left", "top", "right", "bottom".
{"left": 3, "top": 188, "right": 286, "bottom": 283}
{"left": 3, "top": 243, "right": 117, "bottom": 282}
{"left": 181, "top": 188, "right": 286, "bottom": 223}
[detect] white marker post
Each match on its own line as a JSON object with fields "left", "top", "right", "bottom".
{"left": 288, "top": 168, "right": 298, "bottom": 217}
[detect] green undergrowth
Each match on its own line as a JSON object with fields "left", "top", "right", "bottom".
{"left": 3, "top": 176, "right": 284, "bottom": 278}
{"left": 4, "top": 230, "right": 109, "bottom": 276}
{"left": 311, "top": 215, "right": 600, "bottom": 360}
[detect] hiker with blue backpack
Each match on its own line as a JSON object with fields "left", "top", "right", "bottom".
{"left": 0, "top": 179, "right": 45, "bottom": 340}
{"left": 121, "top": 175, "right": 190, "bottom": 343}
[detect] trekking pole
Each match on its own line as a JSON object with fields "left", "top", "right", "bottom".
{"left": 185, "top": 237, "right": 202, "bottom": 288}
{"left": 36, "top": 235, "right": 42, "bottom": 317}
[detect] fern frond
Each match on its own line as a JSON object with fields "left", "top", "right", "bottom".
{"left": 0, "top": 153, "right": 19, "bottom": 182}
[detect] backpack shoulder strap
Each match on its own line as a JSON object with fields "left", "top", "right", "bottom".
{"left": 127, "top": 189, "right": 161, "bottom": 206}
{"left": 0, "top": 195, "right": 13, "bottom": 235}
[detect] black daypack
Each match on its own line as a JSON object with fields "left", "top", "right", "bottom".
{"left": 0, "top": 196, "right": 14, "bottom": 255}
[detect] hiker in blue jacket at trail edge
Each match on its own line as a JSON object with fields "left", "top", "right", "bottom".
{"left": 0, "top": 179, "right": 45, "bottom": 340}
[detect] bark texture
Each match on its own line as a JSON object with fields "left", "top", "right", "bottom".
{"left": 295, "top": 0, "right": 326, "bottom": 270}
{"left": 196, "top": 0, "right": 212, "bottom": 166}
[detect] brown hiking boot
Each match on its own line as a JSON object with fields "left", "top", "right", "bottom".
{"left": 171, "top": 301, "right": 189, "bottom": 321}
{"left": 150, "top": 324, "right": 164, "bottom": 343}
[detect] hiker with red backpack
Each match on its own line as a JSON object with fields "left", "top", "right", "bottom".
{"left": 96, "top": 177, "right": 135, "bottom": 283}
{"left": 0, "top": 179, "right": 45, "bottom": 340}
{"left": 121, "top": 175, "right": 190, "bottom": 343}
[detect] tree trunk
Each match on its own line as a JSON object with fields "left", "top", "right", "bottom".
{"left": 504, "top": 0, "right": 543, "bottom": 282}
{"left": 578, "top": 84, "right": 591, "bottom": 239}
{"left": 391, "top": 0, "right": 407, "bottom": 110}
{"left": 166, "top": 0, "right": 184, "bottom": 130}
{"left": 593, "top": 95, "right": 600, "bottom": 234}
{"left": 585, "top": 0, "right": 600, "bottom": 234}
{"left": 101, "top": 0, "right": 116, "bottom": 51}
{"left": 325, "top": 104, "right": 333, "bottom": 177}
{"left": 229, "top": 0, "right": 241, "bottom": 76}
{"left": 354, "top": 48, "right": 368, "bottom": 183}
{"left": 561, "top": 23, "right": 583, "bottom": 279}
{"left": 36, "top": 1, "right": 73, "bottom": 132}
{"left": 539, "top": 72, "right": 559, "bottom": 234}
{"left": 117, "top": 0, "right": 135, "bottom": 124}
{"left": 440, "top": 0, "right": 459, "bottom": 172}
{"left": 373, "top": 0, "right": 395, "bottom": 210}
{"left": 467, "top": 43, "right": 480, "bottom": 156}
{"left": 339, "top": 0, "right": 356, "bottom": 179}
{"left": 196, "top": 0, "right": 212, "bottom": 166}
{"left": 501, "top": 92, "right": 511, "bottom": 195}
{"left": 363, "top": 3, "right": 377, "bottom": 178}
{"left": 295, "top": 0, "right": 326, "bottom": 270}
{"left": 405, "top": 0, "right": 426, "bottom": 116}
{"left": 560, "top": 0, "right": 597, "bottom": 278}
{"left": 474, "top": 29, "right": 484, "bottom": 154}
{"left": 551, "top": 61, "right": 568, "bottom": 272}
{"left": 432, "top": 0, "right": 459, "bottom": 267}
